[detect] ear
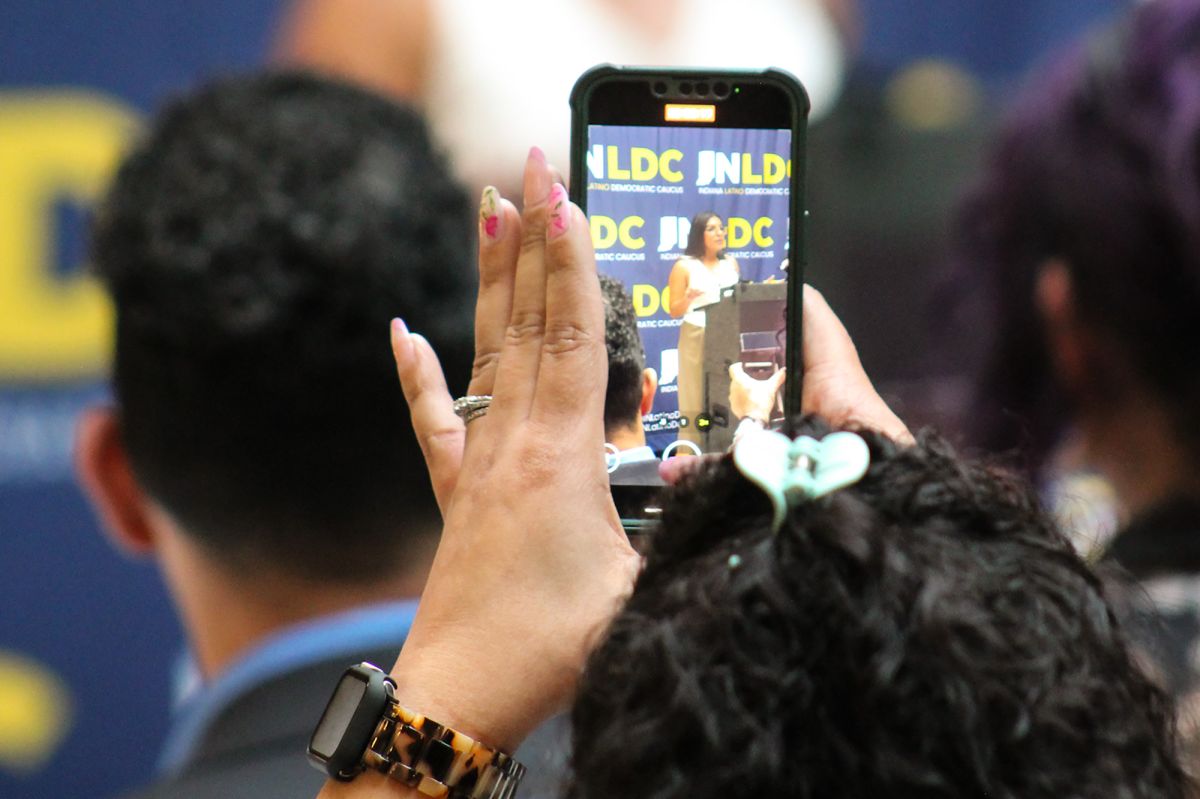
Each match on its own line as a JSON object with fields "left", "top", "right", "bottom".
{"left": 640, "top": 368, "right": 658, "bottom": 417}
{"left": 75, "top": 408, "right": 158, "bottom": 556}
{"left": 1035, "top": 259, "right": 1088, "bottom": 394}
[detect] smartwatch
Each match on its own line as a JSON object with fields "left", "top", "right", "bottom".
{"left": 308, "top": 662, "right": 526, "bottom": 798}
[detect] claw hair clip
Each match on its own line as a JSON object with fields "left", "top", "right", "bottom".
{"left": 732, "top": 428, "right": 871, "bottom": 531}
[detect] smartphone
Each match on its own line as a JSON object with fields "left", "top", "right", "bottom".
{"left": 569, "top": 65, "right": 809, "bottom": 526}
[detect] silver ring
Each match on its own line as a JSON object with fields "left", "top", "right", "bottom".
{"left": 462, "top": 406, "right": 489, "bottom": 424}
{"left": 453, "top": 394, "right": 492, "bottom": 424}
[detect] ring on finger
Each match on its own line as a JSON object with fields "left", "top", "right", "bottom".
{"left": 462, "top": 407, "right": 489, "bottom": 424}
{"left": 453, "top": 394, "right": 492, "bottom": 424}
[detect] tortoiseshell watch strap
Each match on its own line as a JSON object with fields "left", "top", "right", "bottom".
{"left": 361, "top": 697, "right": 525, "bottom": 799}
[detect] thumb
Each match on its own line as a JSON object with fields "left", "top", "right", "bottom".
{"left": 392, "top": 320, "right": 465, "bottom": 515}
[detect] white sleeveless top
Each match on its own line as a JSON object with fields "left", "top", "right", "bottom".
{"left": 423, "top": 0, "right": 845, "bottom": 191}
{"left": 679, "top": 256, "right": 739, "bottom": 327}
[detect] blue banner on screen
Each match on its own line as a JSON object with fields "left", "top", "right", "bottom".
{"left": 585, "top": 124, "right": 791, "bottom": 452}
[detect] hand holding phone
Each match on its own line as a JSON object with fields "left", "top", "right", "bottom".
{"left": 729, "top": 363, "right": 786, "bottom": 424}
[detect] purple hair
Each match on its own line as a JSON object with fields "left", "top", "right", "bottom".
{"left": 954, "top": 0, "right": 1200, "bottom": 467}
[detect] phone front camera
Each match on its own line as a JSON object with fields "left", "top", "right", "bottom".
{"left": 679, "top": 81, "right": 694, "bottom": 95}
{"left": 696, "top": 81, "right": 710, "bottom": 96}
{"left": 714, "top": 81, "right": 730, "bottom": 98}
{"left": 652, "top": 81, "right": 667, "bottom": 96}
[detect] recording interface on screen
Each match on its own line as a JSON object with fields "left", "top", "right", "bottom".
{"left": 587, "top": 124, "right": 791, "bottom": 456}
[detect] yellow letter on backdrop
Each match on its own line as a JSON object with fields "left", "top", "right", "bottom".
{"left": 0, "top": 92, "right": 139, "bottom": 380}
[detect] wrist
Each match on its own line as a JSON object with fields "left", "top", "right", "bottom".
{"left": 387, "top": 644, "right": 537, "bottom": 754}
{"left": 310, "top": 659, "right": 529, "bottom": 799}
{"left": 745, "top": 409, "right": 770, "bottom": 425}
{"left": 733, "top": 416, "right": 766, "bottom": 447}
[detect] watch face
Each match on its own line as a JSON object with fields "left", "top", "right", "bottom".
{"left": 308, "top": 663, "right": 393, "bottom": 780}
{"left": 311, "top": 672, "right": 369, "bottom": 760}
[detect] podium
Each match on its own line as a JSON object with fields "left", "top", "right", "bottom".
{"left": 696, "top": 281, "right": 788, "bottom": 452}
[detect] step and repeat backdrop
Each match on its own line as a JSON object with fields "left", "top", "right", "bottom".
{"left": 0, "top": 2, "right": 1126, "bottom": 797}
{"left": 585, "top": 125, "right": 793, "bottom": 448}
{"left": 0, "top": 4, "right": 281, "bottom": 797}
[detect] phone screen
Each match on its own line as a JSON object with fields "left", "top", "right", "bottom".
{"left": 574, "top": 74, "right": 804, "bottom": 492}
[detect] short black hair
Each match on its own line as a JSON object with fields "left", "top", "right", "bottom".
{"left": 600, "top": 275, "right": 646, "bottom": 437}
{"left": 569, "top": 418, "right": 1187, "bottom": 798}
{"left": 90, "top": 72, "right": 475, "bottom": 581}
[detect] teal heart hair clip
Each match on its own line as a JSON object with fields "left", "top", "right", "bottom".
{"left": 732, "top": 428, "right": 871, "bottom": 532}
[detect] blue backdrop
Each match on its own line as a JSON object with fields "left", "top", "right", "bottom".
{"left": 0, "top": 2, "right": 1131, "bottom": 797}
{"left": 0, "top": 4, "right": 282, "bottom": 798}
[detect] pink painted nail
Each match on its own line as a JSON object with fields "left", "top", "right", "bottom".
{"left": 479, "top": 186, "right": 501, "bottom": 239}
{"left": 546, "top": 183, "right": 570, "bottom": 239}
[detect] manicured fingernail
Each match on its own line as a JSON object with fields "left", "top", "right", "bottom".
{"left": 479, "top": 186, "right": 501, "bottom": 239}
{"left": 390, "top": 318, "right": 410, "bottom": 361}
{"left": 524, "top": 146, "right": 550, "bottom": 206}
{"left": 546, "top": 184, "right": 570, "bottom": 239}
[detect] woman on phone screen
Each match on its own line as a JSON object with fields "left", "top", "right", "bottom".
{"left": 668, "top": 211, "right": 740, "bottom": 444}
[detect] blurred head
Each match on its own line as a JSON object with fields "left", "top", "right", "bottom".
{"left": 569, "top": 418, "right": 1186, "bottom": 798}
{"left": 684, "top": 211, "right": 726, "bottom": 260}
{"left": 600, "top": 275, "right": 655, "bottom": 442}
{"left": 955, "top": 0, "right": 1200, "bottom": 468}
{"left": 87, "top": 71, "right": 474, "bottom": 583}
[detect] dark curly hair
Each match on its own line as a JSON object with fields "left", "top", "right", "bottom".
{"left": 953, "top": 0, "right": 1200, "bottom": 468}
{"left": 600, "top": 274, "right": 647, "bottom": 437}
{"left": 90, "top": 72, "right": 475, "bottom": 581}
{"left": 569, "top": 417, "right": 1187, "bottom": 798}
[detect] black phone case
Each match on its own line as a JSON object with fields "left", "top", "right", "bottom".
{"left": 568, "top": 65, "right": 810, "bottom": 430}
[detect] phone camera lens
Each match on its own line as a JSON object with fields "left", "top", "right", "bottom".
{"left": 679, "top": 81, "right": 694, "bottom": 95}
{"left": 714, "top": 81, "right": 730, "bottom": 98}
{"left": 696, "top": 81, "right": 710, "bottom": 96}
{"left": 652, "top": 81, "right": 667, "bottom": 96}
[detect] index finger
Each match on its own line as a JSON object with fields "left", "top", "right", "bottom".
{"left": 801, "top": 285, "right": 866, "bottom": 374}
{"left": 801, "top": 285, "right": 912, "bottom": 443}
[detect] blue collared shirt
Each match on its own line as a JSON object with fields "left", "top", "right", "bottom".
{"left": 158, "top": 600, "right": 418, "bottom": 775}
